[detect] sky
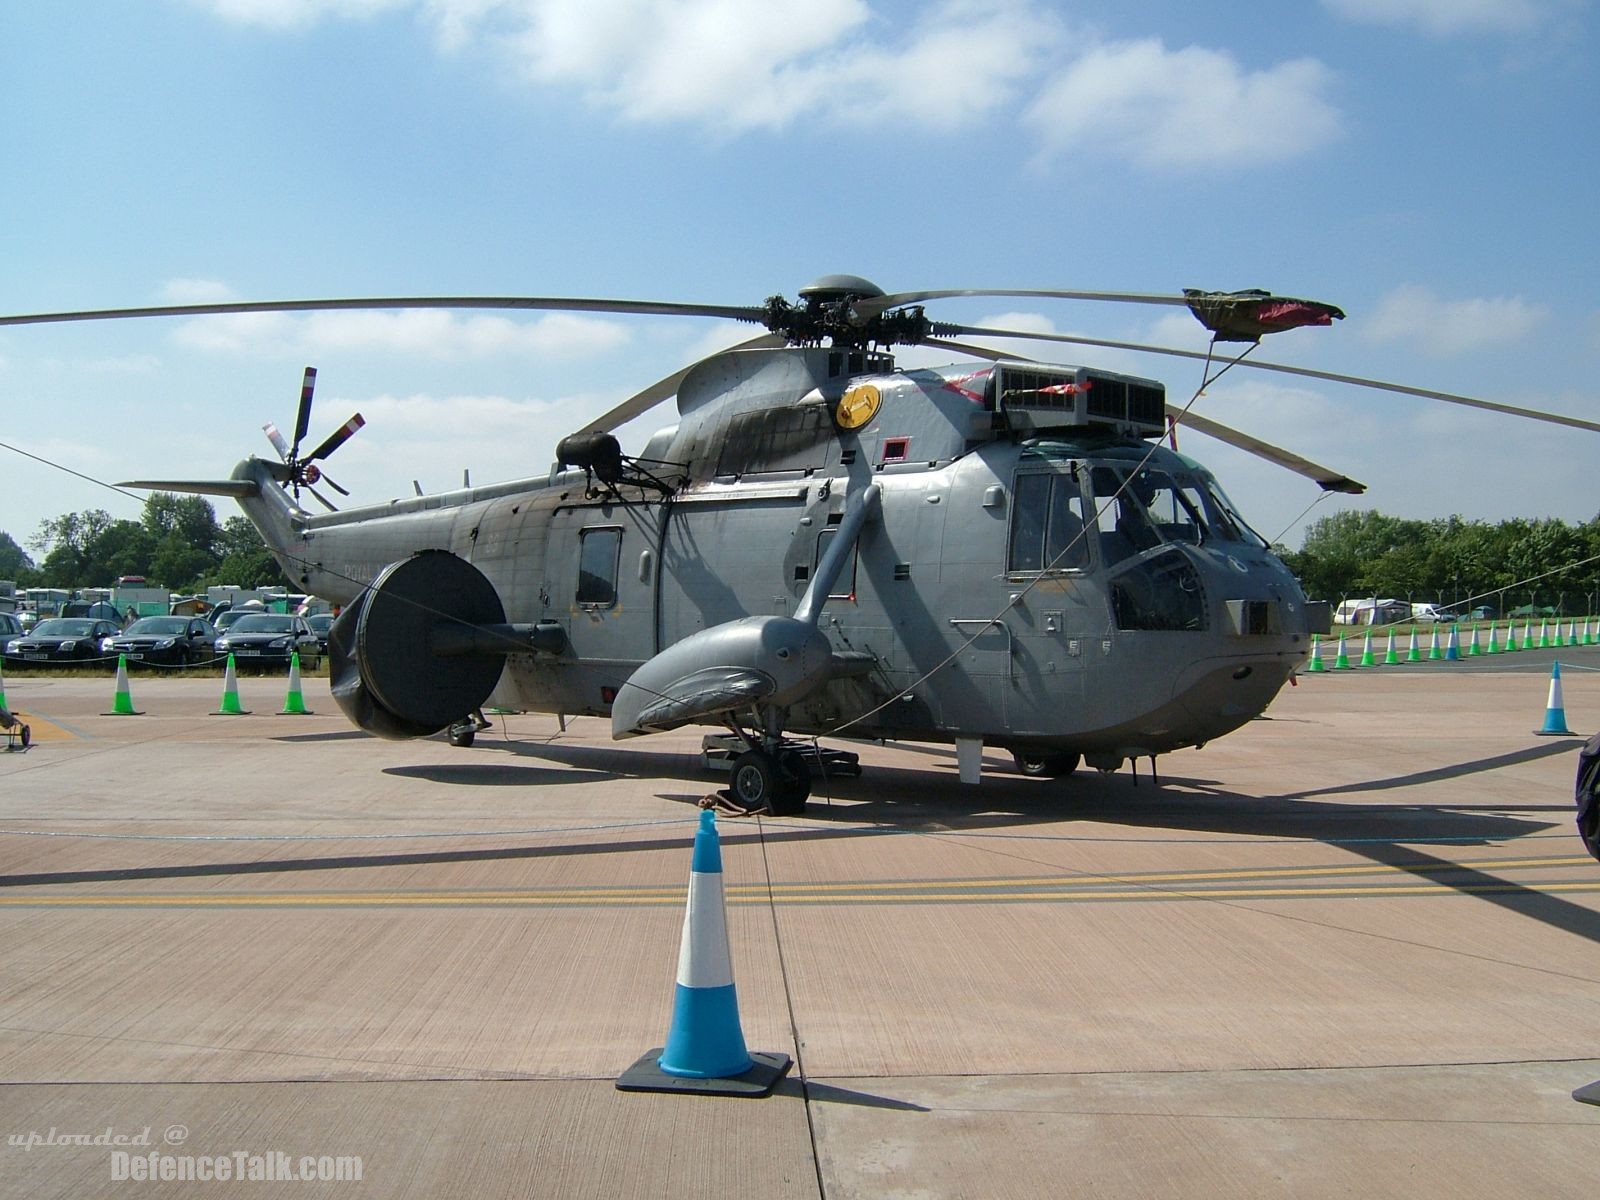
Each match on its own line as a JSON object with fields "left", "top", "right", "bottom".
{"left": 2, "top": 0, "right": 1597, "bottom": 561}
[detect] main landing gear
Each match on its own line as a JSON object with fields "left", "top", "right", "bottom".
{"left": 1011, "top": 750, "right": 1081, "bottom": 778}
{"left": 728, "top": 747, "right": 811, "bottom": 816}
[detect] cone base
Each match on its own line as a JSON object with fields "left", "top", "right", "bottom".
{"left": 100, "top": 709, "right": 146, "bottom": 716}
{"left": 1576, "top": 1080, "right": 1600, "bottom": 1106}
{"left": 616, "top": 1048, "right": 791, "bottom": 1097}
{"left": 211, "top": 708, "right": 253, "bottom": 716}
{"left": 276, "top": 707, "right": 314, "bottom": 715}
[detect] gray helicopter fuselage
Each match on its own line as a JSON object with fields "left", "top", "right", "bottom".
{"left": 240, "top": 346, "right": 1321, "bottom": 767}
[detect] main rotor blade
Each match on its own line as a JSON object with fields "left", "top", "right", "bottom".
{"left": 856, "top": 288, "right": 1195, "bottom": 322}
{"left": 1170, "top": 409, "right": 1365, "bottom": 494}
{"left": 317, "top": 472, "right": 351, "bottom": 497}
{"left": 576, "top": 333, "right": 787, "bottom": 435}
{"left": 923, "top": 336, "right": 1366, "bottom": 494}
{"left": 937, "top": 323, "right": 1600, "bottom": 435}
{"left": 305, "top": 413, "right": 365, "bottom": 462}
{"left": 0, "top": 296, "right": 765, "bottom": 328}
{"left": 292, "top": 366, "right": 316, "bottom": 456}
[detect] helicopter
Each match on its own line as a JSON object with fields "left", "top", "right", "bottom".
{"left": 7, "top": 275, "right": 1598, "bottom": 815}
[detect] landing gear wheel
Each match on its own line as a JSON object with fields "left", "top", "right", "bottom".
{"left": 729, "top": 749, "right": 810, "bottom": 814}
{"left": 447, "top": 721, "right": 477, "bottom": 748}
{"left": 1012, "top": 750, "right": 1081, "bottom": 778}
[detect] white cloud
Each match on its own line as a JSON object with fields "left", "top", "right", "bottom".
{"left": 1319, "top": 0, "right": 1554, "bottom": 36}
{"left": 1360, "top": 284, "right": 1546, "bottom": 357}
{"left": 480, "top": 0, "right": 1049, "bottom": 132}
{"left": 185, "top": 1, "right": 1349, "bottom": 171}
{"left": 1026, "top": 39, "right": 1342, "bottom": 170}
{"left": 170, "top": 308, "right": 631, "bottom": 359}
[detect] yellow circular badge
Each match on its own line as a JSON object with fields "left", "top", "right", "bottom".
{"left": 835, "top": 383, "right": 881, "bottom": 431}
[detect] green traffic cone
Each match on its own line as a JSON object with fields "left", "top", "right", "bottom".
{"left": 1333, "top": 634, "right": 1352, "bottom": 670}
{"left": 1405, "top": 628, "right": 1420, "bottom": 662}
{"left": 1427, "top": 626, "right": 1442, "bottom": 660}
{"left": 104, "top": 654, "right": 144, "bottom": 716}
{"left": 1359, "top": 630, "right": 1376, "bottom": 667}
{"left": 1383, "top": 628, "right": 1398, "bottom": 665}
{"left": 1306, "top": 635, "right": 1326, "bottom": 672}
{"left": 278, "top": 652, "right": 312, "bottom": 715}
{"left": 212, "top": 653, "right": 251, "bottom": 716}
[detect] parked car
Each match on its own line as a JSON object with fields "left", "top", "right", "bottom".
{"left": 306, "top": 612, "right": 335, "bottom": 654}
{"left": 215, "top": 614, "right": 322, "bottom": 670}
{"left": 102, "top": 616, "right": 218, "bottom": 666}
{"left": 6, "top": 618, "right": 122, "bottom": 663}
{"left": 0, "top": 612, "right": 25, "bottom": 650}
{"left": 211, "top": 609, "right": 253, "bottom": 636}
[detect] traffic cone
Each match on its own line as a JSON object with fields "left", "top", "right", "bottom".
{"left": 1486, "top": 621, "right": 1499, "bottom": 654}
{"left": 1566, "top": 620, "right": 1578, "bottom": 647}
{"left": 1537, "top": 619, "right": 1550, "bottom": 649}
{"left": 1306, "top": 635, "right": 1326, "bottom": 672}
{"left": 0, "top": 656, "right": 7, "bottom": 710}
{"left": 1405, "top": 628, "right": 1421, "bottom": 662}
{"left": 277, "top": 652, "right": 313, "bottom": 715}
{"left": 211, "top": 654, "right": 251, "bottom": 716}
{"left": 1467, "top": 624, "right": 1482, "bottom": 656}
{"left": 1443, "top": 624, "right": 1460, "bottom": 661}
{"left": 1383, "top": 628, "right": 1399, "bottom": 665}
{"left": 102, "top": 654, "right": 144, "bottom": 716}
{"left": 1333, "top": 634, "right": 1352, "bottom": 670}
{"left": 1506, "top": 621, "right": 1520, "bottom": 652}
{"left": 1427, "top": 626, "right": 1442, "bottom": 660}
{"left": 1359, "top": 630, "right": 1375, "bottom": 667}
{"left": 1524, "top": 618, "right": 1537, "bottom": 651}
{"left": 617, "top": 807, "right": 791, "bottom": 1096}
{"left": 1535, "top": 662, "right": 1574, "bottom": 736}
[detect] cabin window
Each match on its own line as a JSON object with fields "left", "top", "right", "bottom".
{"left": 577, "top": 527, "right": 622, "bottom": 608}
{"left": 814, "top": 528, "right": 858, "bottom": 599}
{"left": 1008, "top": 472, "right": 1090, "bottom": 574}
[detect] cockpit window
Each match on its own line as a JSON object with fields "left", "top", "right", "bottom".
{"left": 1089, "top": 462, "right": 1269, "bottom": 553}
{"left": 1008, "top": 472, "right": 1090, "bottom": 573}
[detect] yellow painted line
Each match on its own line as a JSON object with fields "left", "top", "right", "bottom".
{"left": 0, "top": 709, "right": 78, "bottom": 742}
{"left": 3, "top": 881, "right": 1599, "bottom": 908}
{"left": 733, "top": 855, "right": 1598, "bottom": 893}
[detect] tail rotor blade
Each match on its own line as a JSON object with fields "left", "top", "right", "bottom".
{"left": 306, "top": 413, "right": 364, "bottom": 462}
{"left": 262, "top": 421, "right": 290, "bottom": 461}
{"left": 305, "top": 484, "right": 340, "bottom": 512}
{"left": 291, "top": 366, "right": 317, "bottom": 456}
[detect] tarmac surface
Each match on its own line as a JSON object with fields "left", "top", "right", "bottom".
{"left": 1, "top": 647, "right": 1598, "bottom": 1197}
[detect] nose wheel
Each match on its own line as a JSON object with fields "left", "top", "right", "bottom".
{"left": 729, "top": 748, "right": 810, "bottom": 816}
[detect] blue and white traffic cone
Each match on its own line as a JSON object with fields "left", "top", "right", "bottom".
{"left": 1535, "top": 662, "right": 1575, "bottom": 736}
{"left": 617, "top": 806, "right": 791, "bottom": 1096}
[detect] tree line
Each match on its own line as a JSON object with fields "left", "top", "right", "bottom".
{"left": 1278, "top": 510, "right": 1600, "bottom": 614}
{"left": 0, "top": 495, "right": 290, "bottom": 594}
